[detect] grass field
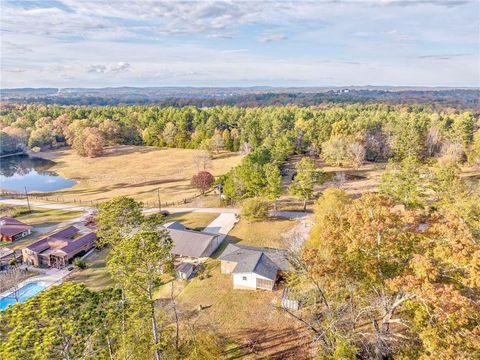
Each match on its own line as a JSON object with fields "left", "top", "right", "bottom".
{"left": 35, "top": 145, "right": 243, "bottom": 205}
{"left": 172, "top": 259, "right": 311, "bottom": 358}
{"left": 164, "top": 212, "right": 218, "bottom": 230}
{"left": 67, "top": 248, "right": 114, "bottom": 291}
{"left": 226, "top": 217, "right": 299, "bottom": 249}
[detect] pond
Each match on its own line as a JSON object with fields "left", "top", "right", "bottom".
{"left": 0, "top": 155, "right": 77, "bottom": 193}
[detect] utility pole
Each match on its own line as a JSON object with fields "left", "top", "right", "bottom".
{"left": 157, "top": 189, "right": 161, "bottom": 212}
{"left": 24, "top": 186, "right": 31, "bottom": 213}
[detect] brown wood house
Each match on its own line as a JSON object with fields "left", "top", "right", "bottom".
{"left": 0, "top": 217, "right": 32, "bottom": 242}
{"left": 22, "top": 226, "right": 96, "bottom": 269}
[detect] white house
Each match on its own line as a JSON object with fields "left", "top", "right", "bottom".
{"left": 219, "top": 244, "right": 290, "bottom": 291}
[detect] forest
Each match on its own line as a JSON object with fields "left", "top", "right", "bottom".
{"left": 1, "top": 103, "right": 478, "bottom": 160}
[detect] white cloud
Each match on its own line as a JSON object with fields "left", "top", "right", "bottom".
{"left": 259, "top": 33, "right": 288, "bottom": 43}
{"left": 0, "top": 0, "right": 478, "bottom": 87}
{"left": 87, "top": 62, "right": 131, "bottom": 74}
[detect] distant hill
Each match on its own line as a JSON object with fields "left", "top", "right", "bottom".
{"left": 1, "top": 86, "right": 478, "bottom": 109}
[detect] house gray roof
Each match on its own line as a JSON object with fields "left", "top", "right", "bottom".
{"left": 164, "top": 221, "right": 186, "bottom": 230}
{"left": 219, "top": 244, "right": 290, "bottom": 280}
{"left": 176, "top": 262, "right": 194, "bottom": 274}
{"left": 164, "top": 227, "right": 219, "bottom": 258}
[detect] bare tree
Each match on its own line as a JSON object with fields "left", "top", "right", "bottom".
{"left": 193, "top": 151, "right": 212, "bottom": 172}
{"left": 425, "top": 126, "right": 442, "bottom": 157}
{"left": 209, "top": 133, "right": 224, "bottom": 153}
{"left": 239, "top": 142, "right": 252, "bottom": 155}
{"left": 347, "top": 141, "right": 366, "bottom": 169}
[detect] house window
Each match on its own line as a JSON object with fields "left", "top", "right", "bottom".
{"left": 242, "top": 276, "right": 247, "bottom": 281}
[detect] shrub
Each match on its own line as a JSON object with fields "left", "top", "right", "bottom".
{"left": 73, "top": 258, "right": 87, "bottom": 270}
{"left": 240, "top": 197, "right": 270, "bottom": 221}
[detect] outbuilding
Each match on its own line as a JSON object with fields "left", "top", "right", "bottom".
{"left": 0, "top": 217, "right": 32, "bottom": 242}
{"left": 175, "top": 262, "right": 194, "bottom": 280}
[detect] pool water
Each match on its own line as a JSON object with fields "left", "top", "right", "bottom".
{"left": 0, "top": 282, "right": 46, "bottom": 311}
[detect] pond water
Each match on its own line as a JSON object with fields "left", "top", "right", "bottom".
{"left": 0, "top": 155, "right": 76, "bottom": 193}
{"left": 0, "top": 282, "right": 47, "bottom": 311}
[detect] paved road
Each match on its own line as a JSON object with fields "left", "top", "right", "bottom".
{"left": 145, "top": 207, "right": 239, "bottom": 214}
{"left": 1, "top": 199, "right": 307, "bottom": 220}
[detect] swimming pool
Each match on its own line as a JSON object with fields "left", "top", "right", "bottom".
{"left": 0, "top": 282, "right": 46, "bottom": 311}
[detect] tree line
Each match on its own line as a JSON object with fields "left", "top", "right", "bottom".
{"left": 1, "top": 104, "right": 478, "bottom": 163}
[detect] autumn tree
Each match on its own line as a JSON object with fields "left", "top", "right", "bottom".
{"left": 209, "top": 132, "right": 224, "bottom": 153}
{"left": 193, "top": 150, "right": 212, "bottom": 172}
{"left": 99, "top": 118, "right": 122, "bottom": 145}
{"left": 191, "top": 171, "right": 215, "bottom": 194}
{"left": 162, "top": 122, "right": 178, "bottom": 146}
{"left": 287, "top": 192, "right": 480, "bottom": 359}
{"left": 83, "top": 127, "right": 105, "bottom": 157}
{"left": 322, "top": 135, "right": 365, "bottom": 168}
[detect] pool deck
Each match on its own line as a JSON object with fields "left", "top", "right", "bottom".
{"left": 0, "top": 267, "right": 71, "bottom": 300}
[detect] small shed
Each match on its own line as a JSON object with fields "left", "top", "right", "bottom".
{"left": 176, "top": 262, "right": 194, "bottom": 280}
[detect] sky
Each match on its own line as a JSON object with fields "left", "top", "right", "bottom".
{"left": 1, "top": 0, "right": 479, "bottom": 88}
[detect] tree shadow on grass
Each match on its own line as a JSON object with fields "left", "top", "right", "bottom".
{"left": 223, "top": 326, "right": 312, "bottom": 360}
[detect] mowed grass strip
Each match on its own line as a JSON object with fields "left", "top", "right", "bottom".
{"left": 36, "top": 145, "right": 243, "bottom": 204}
{"left": 0, "top": 205, "right": 83, "bottom": 227}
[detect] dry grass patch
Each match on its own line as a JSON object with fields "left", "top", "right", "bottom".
{"left": 175, "top": 260, "right": 312, "bottom": 358}
{"left": 0, "top": 205, "right": 83, "bottom": 227}
{"left": 227, "top": 217, "right": 299, "bottom": 249}
{"left": 164, "top": 212, "right": 218, "bottom": 230}
{"left": 36, "top": 145, "right": 243, "bottom": 204}
{"left": 67, "top": 248, "right": 114, "bottom": 291}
